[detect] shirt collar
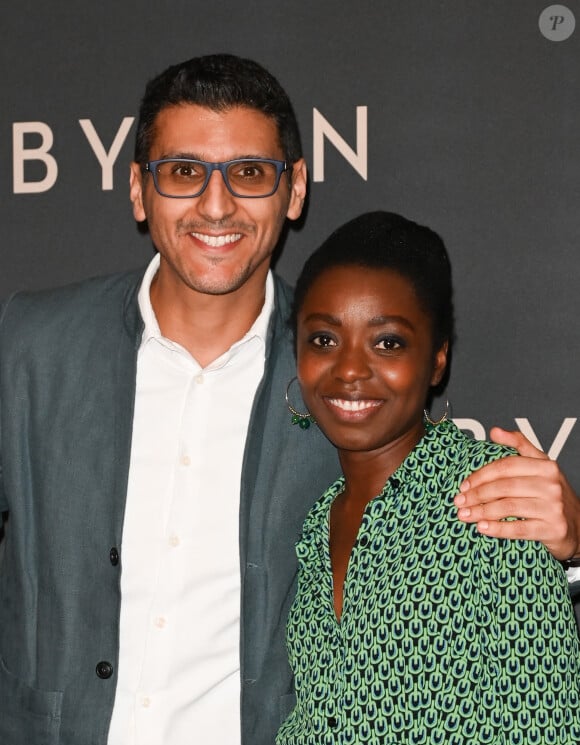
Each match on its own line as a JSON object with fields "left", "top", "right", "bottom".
{"left": 311, "top": 420, "right": 462, "bottom": 519}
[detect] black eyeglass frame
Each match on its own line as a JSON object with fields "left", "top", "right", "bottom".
{"left": 143, "top": 157, "right": 290, "bottom": 199}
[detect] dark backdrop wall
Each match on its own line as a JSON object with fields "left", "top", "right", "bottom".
{"left": 2, "top": 1, "right": 579, "bottom": 487}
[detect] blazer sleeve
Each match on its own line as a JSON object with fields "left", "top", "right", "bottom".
{"left": 0, "top": 295, "right": 15, "bottom": 515}
{"left": 482, "top": 534, "right": 580, "bottom": 743}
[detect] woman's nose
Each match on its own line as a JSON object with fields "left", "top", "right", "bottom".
{"left": 333, "top": 345, "right": 372, "bottom": 382}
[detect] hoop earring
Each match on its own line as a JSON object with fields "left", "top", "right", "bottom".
{"left": 285, "top": 377, "right": 315, "bottom": 429}
{"left": 424, "top": 399, "right": 450, "bottom": 428}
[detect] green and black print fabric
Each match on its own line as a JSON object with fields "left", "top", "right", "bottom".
{"left": 277, "top": 420, "right": 580, "bottom": 745}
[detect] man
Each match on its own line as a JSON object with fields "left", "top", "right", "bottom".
{"left": 0, "top": 54, "right": 578, "bottom": 745}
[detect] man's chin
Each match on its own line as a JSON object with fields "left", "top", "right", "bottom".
{"left": 184, "top": 271, "right": 252, "bottom": 297}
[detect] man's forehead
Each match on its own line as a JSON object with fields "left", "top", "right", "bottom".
{"left": 152, "top": 103, "right": 278, "bottom": 134}
{"left": 148, "top": 103, "right": 283, "bottom": 157}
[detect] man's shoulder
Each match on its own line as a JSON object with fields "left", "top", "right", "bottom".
{"left": 272, "top": 273, "right": 294, "bottom": 316}
{"left": 2, "top": 266, "right": 144, "bottom": 311}
{"left": 1, "top": 267, "right": 145, "bottom": 324}
{"left": 0, "top": 266, "right": 146, "bottom": 347}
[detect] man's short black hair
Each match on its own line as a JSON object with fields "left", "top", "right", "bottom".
{"left": 134, "top": 53, "right": 303, "bottom": 165}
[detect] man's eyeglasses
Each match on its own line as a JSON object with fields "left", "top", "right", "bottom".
{"left": 144, "top": 158, "right": 289, "bottom": 199}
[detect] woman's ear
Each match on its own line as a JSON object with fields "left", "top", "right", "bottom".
{"left": 431, "top": 340, "right": 449, "bottom": 387}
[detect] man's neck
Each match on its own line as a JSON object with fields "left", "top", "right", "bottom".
{"left": 150, "top": 272, "right": 268, "bottom": 367}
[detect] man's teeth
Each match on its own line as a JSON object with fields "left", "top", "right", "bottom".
{"left": 329, "top": 398, "right": 381, "bottom": 412}
{"left": 191, "top": 232, "right": 242, "bottom": 247}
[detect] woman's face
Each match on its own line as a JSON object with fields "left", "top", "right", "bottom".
{"left": 296, "top": 265, "right": 448, "bottom": 456}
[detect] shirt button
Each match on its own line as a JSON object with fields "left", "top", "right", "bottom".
{"left": 95, "top": 661, "right": 113, "bottom": 679}
{"left": 154, "top": 616, "right": 166, "bottom": 629}
{"left": 109, "top": 547, "right": 119, "bottom": 566}
{"left": 141, "top": 696, "right": 151, "bottom": 708}
{"left": 168, "top": 534, "right": 180, "bottom": 547}
{"left": 327, "top": 716, "right": 338, "bottom": 728}
{"left": 195, "top": 374, "right": 204, "bottom": 385}
{"left": 181, "top": 455, "right": 191, "bottom": 466}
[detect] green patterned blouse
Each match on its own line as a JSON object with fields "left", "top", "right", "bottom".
{"left": 277, "top": 421, "right": 580, "bottom": 745}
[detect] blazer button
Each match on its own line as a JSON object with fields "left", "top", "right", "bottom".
{"left": 109, "top": 547, "right": 119, "bottom": 566}
{"left": 96, "top": 661, "right": 114, "bottom": 679}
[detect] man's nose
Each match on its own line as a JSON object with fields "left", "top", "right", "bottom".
{"left": 195, "top": 169, "right": 237, "bottom": 220}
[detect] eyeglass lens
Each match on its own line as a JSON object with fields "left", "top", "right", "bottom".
{"left": 153, "top": 160, "right": 282, "bottom": 197}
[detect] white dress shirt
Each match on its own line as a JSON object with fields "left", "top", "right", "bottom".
{"left": 107, "top": 254, "right": 273, "bottom": 745}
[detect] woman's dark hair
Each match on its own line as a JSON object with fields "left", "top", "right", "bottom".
{"left": 291, "top": 210, "right": 455, "bottom": 358}
{"left": 134, "top": 53, "right": 302, "bottom": 165}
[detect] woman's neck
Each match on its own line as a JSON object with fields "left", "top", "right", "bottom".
{"left": 338, "top": 422, "right": 425, "bottom": 504}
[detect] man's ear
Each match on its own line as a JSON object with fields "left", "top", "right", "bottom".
{"left": 129, "top": 162, "right": 147, "bottom": 223}
{"left": 286, "top": 158, "right": 307, "bottom": 221}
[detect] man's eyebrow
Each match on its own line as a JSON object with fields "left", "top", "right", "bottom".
{"left": 155, "top": 152, "right": 272, "bottom": 161}
{"left": 156, "top": 152, "right": 202, "bottom": 161}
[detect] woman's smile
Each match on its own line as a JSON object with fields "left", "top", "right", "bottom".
{"left": 324, "top": 396, "right": 383, "bottom": 415}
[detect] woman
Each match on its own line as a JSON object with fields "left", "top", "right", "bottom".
{"left": 277, "top": 211, "right": 580, "bottom": 745}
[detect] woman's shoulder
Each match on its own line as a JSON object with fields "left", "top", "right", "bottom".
{"left": 434, "top": 419, "right": 517, "bottom": 475}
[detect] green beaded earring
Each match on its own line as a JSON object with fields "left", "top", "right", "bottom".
{"left": 285, "top": 377, "right": 316, "bottom": 429}
{"left": 423, "top": 399, "right": 450, "bottom": 429}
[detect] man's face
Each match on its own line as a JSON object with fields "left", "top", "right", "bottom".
{"left": 130, "top": 104, "right": 306, "bottom": 299}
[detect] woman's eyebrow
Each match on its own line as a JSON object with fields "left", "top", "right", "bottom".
{"left": 302, "top": 312, "right": 341, "bottom": 325}
{"left": 368, "top": 315, "right": 414, "bottom": 330}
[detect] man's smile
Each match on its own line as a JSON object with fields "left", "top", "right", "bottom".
{"left": 189, "top": 232, "right": 243, "bottom": 247}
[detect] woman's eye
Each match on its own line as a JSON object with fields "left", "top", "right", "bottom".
{"left": 376, "top": 337, "right": 403, "bottom": 351}
{"left": 310, "top": 334, "right": 336, "bottom": 347}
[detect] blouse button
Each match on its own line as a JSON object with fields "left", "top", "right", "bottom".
{"left": 327, "top": 716, "right": 338, "bottom": 728}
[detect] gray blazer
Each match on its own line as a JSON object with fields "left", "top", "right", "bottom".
{"left": 0, "top": 269, "right": 339, "bottom": 745}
